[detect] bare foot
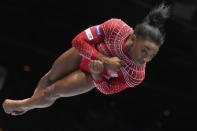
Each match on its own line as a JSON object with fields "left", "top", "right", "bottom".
{"left": 2, "top": 99, "right": 28, "bottom": 116}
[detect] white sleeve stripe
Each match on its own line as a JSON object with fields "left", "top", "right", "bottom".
{"left": 85, "top": 28, "right": 94, "bottom": 40}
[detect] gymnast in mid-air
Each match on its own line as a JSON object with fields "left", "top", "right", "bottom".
{"left": 3, "top": 3, "right": 170, "bottom": 116}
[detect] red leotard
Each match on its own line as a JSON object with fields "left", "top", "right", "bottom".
{"left": 72, "top": 18, "right": 146, "bottom": 95}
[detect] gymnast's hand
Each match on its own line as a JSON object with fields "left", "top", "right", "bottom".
{"left": 96, "top": 53, "right": 123, "bottom": 72}
{"left": 89, "top": 60, "right": 104, "bottom": 74}
{"left": 89, "top": 60, "right": 104, "bottom": 81}
{"left": 104, "top": 57, "right": 124, "bottom": 72}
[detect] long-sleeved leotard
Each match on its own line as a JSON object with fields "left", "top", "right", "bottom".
{"left": 72, "top": 18, "right": 146, "bottom": 95}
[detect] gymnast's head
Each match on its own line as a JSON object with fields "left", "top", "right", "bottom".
{"left": 125, "top": 3, "right": 171, "bottom": 65}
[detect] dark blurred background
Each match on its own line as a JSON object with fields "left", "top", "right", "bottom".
{"left": 0, "top": 0, "right": 196, "bottom": 130}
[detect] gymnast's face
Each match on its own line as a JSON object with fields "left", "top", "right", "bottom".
{"left": 125, "top": 33, "right": 159, "bottom": 65}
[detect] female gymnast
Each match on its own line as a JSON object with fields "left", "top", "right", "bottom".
{"left": 2, "top": 3, "right": 170, "bottom": 116}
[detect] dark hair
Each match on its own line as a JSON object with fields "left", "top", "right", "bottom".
{"left": 134, "top": 2, "right": 171, "bottom": 46}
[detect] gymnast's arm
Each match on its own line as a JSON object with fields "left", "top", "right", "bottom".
{"left": 89, "top": 60, "right": 128, "bottom": 95}
{"left": 72, "top": 20, "right": 123, "bottom": 72}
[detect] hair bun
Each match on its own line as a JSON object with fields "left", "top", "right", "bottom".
{"left": 144, "top": 3, "right": 171, "bottom": 28}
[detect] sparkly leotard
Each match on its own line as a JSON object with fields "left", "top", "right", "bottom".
{"left": 72, "top": 18, "right": 146, "bottom": 95}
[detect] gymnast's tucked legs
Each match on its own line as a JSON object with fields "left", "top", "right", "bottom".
{"left": 2, "top": 47, "right": 95, "bottom": 116}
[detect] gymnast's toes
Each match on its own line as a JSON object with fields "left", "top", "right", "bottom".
{"left": 2, "top": 99, "right": 22, "bottom": 114}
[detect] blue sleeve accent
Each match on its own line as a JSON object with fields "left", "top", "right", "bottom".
{"left": 96, "top": 25, "right": 101, "bottom": 36}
